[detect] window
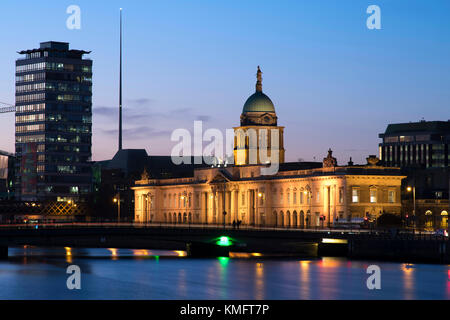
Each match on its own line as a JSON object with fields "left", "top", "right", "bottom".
{"left": 339, "top": 188, "right": 344, "bottom": 204}
{"left": 316, "top": 191, "right": 320, "bottom": 203}
{"left": 195, "top": 193, "right": 200, "bottom": 207}
{"left": 384, "top": 136, "right": 398, "bottom": 143}
{"left": 388, "top": 190, "right": 395, "bottom": 203}
{"left": 242, "top": 193, "right": 245, "bottom": 206}
{"left": 300, "top": 191, "right": 304, "bottom": 204}
{"left": 287, "top": 189, "right": 290, "bottom": 204}
{"left": 293, "top": 190, "right": 297, "bottom": 204}
{"left": 352, "top": 189, "right": 359, "bottom": 203}
{"left": 370, "top": 189, "right": 377, "bottom": 203}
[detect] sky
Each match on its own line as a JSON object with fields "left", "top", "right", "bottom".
{"left": 0, "top": 0, "right": 449, "bottom": 164}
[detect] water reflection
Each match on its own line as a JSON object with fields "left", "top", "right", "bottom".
{"left": 402, "top": 263, "right": 415, "bottom": 300}
{"left": 254, "top": 262, "right": 264, "bottom": 299}
{"left": 64, "top": 247, "right": 72, "bottom": 264}
{"left": 107, "top": 248, "right": 118, "bottom": 261}
{"left": 217, "top": 257, "right": 229, "bottom": 299}
{"left": 1, "top": 247, "right": 449, "bottom": 300}
{"left": 299, "top": 261, "right": 311, "bottom": 300}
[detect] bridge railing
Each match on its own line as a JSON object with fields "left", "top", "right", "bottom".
{"left": 0, "top": 221, "right": 445, "bottom": 241}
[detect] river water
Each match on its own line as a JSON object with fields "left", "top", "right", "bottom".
{"left": 0, "top": 247, "right": 448, "bottom": 300}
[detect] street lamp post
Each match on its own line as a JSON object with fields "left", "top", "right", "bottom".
{"left": 407, "top": 186, "right": 416, "bottom": 231}
{"left": 304, "top": 190, "right": 312, "bottom": 229}
{"left": 222, "top": 185, "right": 227, "bottom": 229}
{"left": 113, "top": 194, "right": 121, "bottom": 223}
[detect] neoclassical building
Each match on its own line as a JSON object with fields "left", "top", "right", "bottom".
{"left": 133, "top": 68, "right": 405, "bottom": 227}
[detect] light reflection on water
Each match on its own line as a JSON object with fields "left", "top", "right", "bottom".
{"left": 0, "top": 247, "right": 449, "bottom": 300}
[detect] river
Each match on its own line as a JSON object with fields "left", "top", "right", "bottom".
{"left": 0, "top": 247, "right": 448, "bottom": 300}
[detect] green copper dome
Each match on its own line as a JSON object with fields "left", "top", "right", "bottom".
{"left": 242, "top": 92, "right": 275, "bottom": 113}
{"left": 242, "top": 66, "right": 276, "bottom": 113}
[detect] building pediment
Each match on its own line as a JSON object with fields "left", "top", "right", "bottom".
{"left": 209, "top": 171, "right": 233, "bottom": 184}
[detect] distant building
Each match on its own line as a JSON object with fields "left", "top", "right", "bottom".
{"left": 133, "top": 68, "right": 405, "bottom": 226}
{"left": 379, "top": 120, "right": 450, "bottom": 229}
{"left": 0, "top": 150, "right": 15, "bottom": 200}
{"left": 15, "top": 41, "right": 93, "bottom": 202}
{"left": 379, "top": 120, "right": 450, "bottom": 169}
{"left": 93, "top": 149, "right": 211, "bottom": 221}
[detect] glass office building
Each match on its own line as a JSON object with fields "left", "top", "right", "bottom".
{"left": 15, "top": 42, "right": 92, "bottom": 202}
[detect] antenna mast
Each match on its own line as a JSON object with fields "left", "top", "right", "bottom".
{"left": 118, "top": 8, "right": 123, "bottom": 151}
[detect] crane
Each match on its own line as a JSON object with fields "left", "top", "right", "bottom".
{"left": 0, "top": 101, "right": 15, "bottom": 113}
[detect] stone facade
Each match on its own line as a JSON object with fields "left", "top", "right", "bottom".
{"left": 133, "top": 162, "right": 404, "bottom": 227}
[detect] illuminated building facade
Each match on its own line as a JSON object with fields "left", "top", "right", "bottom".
{"left": 15, "top": 42, "right": 92, "bottom": 201}
{"left": 133, "top": 68, "right": 405, "bottom": 226}
{"left": 133, "top": 154, "right": 404, "bottom": 227}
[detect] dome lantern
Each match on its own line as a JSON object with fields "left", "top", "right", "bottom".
{"left": 242, "top": 66, "right": 276, "bottom": 114}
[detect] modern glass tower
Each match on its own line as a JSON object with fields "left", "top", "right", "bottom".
{"left": 15, "top": 41, "right": 92, "bottom": 202}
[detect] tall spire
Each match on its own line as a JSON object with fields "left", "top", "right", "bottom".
{"left": 256, "top": 66, "right": 262, "bottom": 92}
{"left": 118, "top": 8, "right": 123, "bottom": 151}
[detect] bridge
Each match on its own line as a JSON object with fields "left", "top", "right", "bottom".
{"left": 0, "top": 223, "right": 334, "bottom": 258}
{"left": 0, "top": 223, "right": 448, "bottom": 262}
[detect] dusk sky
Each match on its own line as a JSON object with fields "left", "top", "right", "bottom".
{"left": 0, "top": 0, "right": 449, "bottom": 163}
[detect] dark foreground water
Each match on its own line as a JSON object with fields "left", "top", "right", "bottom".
{"left": 0, "top": 247, "right": 449, "bottom": 300}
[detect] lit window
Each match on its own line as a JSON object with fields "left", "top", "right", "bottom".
{"left": 352, "top": 189, "right": 359, "bottom": 203}
{"left": 388, "top": 190, "right": 395, "bottom": 203}
{"left": 370, "top": 189, "right": 377, "bottom": 203}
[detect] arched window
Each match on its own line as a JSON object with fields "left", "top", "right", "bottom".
{"left": 441, "top": 211, "right": 448, "bottom": 229}
{"left": 425, "top": 210, "right": 433, "bottom": 229}
{"left": 293, "top": 211, "right": 298, "bottom": 228}
{"left": 286, "top": 211, "right": 291, "bottom": 227}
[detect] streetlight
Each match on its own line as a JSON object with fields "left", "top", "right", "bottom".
{"left": 304, "top": 190, "right": 312, "bottom": 229}
{"left": 113, "top": 195, "right": 120, "bottom": 223}
{"left": 407, "top": 186, "right": 416, "bottom": 230}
